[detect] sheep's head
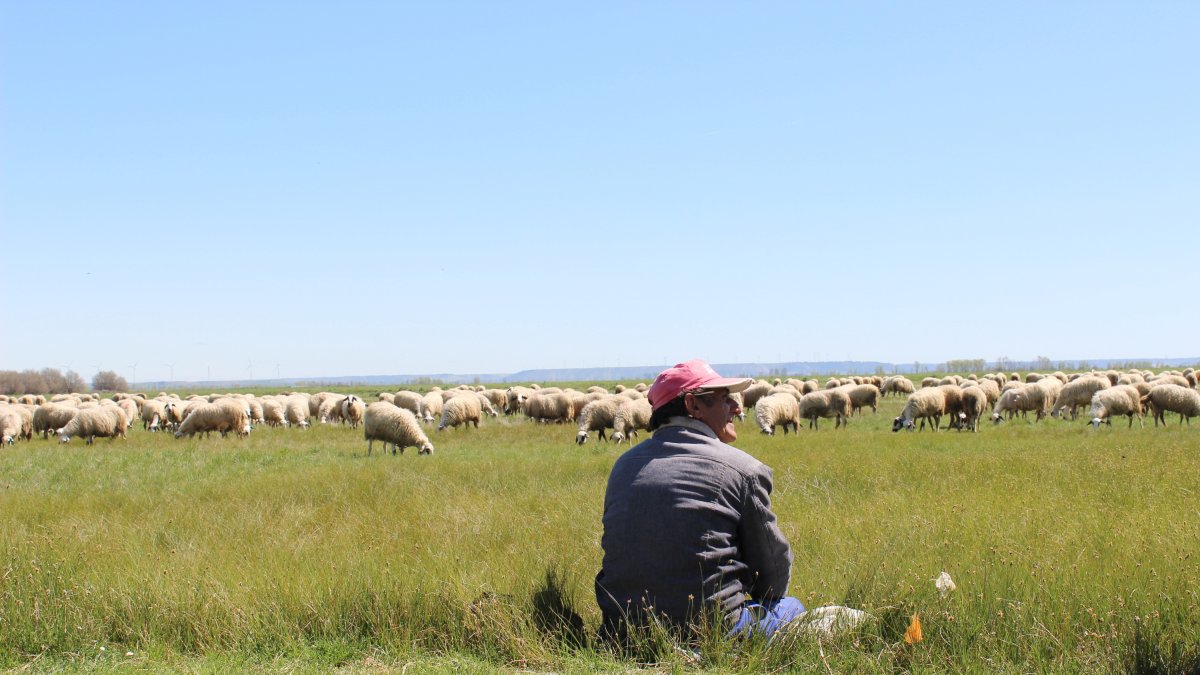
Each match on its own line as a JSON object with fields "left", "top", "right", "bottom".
{"left": 419, "top": 442, "right": 434, "bottom": 454}
{"left": 610, "top": 432, "right": 625, "bottom": 444}
{"left": 891, "top": 417, "right": 905, "bottom": 432}
{"left": 575, "top": 431, "right": 589, "bottom": 445}
{"left": 56, "top": 428, "right": 71, "bottom": 443}
{"left": 991, "top": 413, "right": 1004, "bottom": 424}
{"left": 1090, "top": 417, "right": 1103, "bottom": 428}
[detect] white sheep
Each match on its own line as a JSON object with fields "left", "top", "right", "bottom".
{"left": 140, "top": 399, "right": 168, "bottom": 432}
{"left": 881, "top": 376, "right": 916, "bottom": 397}
{"left": 1141, "top": 384, "right": 1200, "bottom": 426}
{"left": 892, "top": 388, "right": 946, "bottom": 432}
{"left": 33, "top": 403, "right": 78, "bottom": 439}
{"left": 318, "top": 395, "right": 347, "bottom": 424}
{"left": 57, "top": 407, "right": 128, "bottom": 444}
{"left": 392, "top": 391, "right": 423, "bottom": 416}
{"left": 524, "top": 392, "right": 574, "bottom": 424}
{"left": 284, "top": 395, "right": 310, "bottom": 429}
{"left": 755, "top": 393, "right": 802, "bottom": 435}
{"left": 364, "top": 402, "right": 434, "bottom": 455}
{"left": 610, "top": 398, "right": 652, "bottom": 444}
{"left": 576, "top": 397, "right": 622, "bottom": 445}
{"left": 174, "top": 402, "right": 251, "bottom": 439}
{"left": 740, "top": 381, "right": 772, "bottom": 409}
{"left": 260, "top": 398, "right": 287, "bottom": 427}
{"left": 341, "top": 395, "right": 366, "bottom": 429}
{"left": 419, "top": 391, "right": 443, "bottom": 424}
{"left": 1, "top": 411, "right": 21, "bottom": 445}
{"left": 958, "top": 387, "right": 988, "bottom": 433}
{"left": 799, "top": 389, "right": 852, "bottom": 430}
{"left": 844, "top": 384, "right": 880, "bottom": 416}
{"left": 1090, "top": 385, "right": 1144, "bottom": 429}
{"left": 116, "top": 398, "right": 139, "bottom": 428}
{"left": 1050, "top": 376, "right": 1110, "bottom": 420}
{"left": 438, "top": 394, "right": 482, "bottom": 431}
{"left": 377, "top": 392, "right": 396, "bottom": 404}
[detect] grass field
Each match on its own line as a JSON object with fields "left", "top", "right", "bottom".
{"left": 2, "top": 389, "right": 1198, "bottom": 672}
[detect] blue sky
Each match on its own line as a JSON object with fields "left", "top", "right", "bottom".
{"left": 2, "top": 2, "right": 1197, "bottom": 383}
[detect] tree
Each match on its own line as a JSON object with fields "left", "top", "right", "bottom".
{"left": 92, "top": 370, "right": 128, "bottom": 392}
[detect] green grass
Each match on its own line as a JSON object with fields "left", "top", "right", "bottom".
{"left": 2, "top": 394, "right": 1198, "bottom": 672}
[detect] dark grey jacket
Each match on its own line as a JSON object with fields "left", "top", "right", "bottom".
{"left": 595, "top": 417, "right": 793, "bottom": 635}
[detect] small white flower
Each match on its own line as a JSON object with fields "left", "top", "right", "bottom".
{"left": 99, "top": 646, "right": 106, "bottom": 652}
{"left": 935, "top": 571, "right": 957, "bottom": 597}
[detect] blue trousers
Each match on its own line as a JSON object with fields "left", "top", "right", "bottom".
{"left": 728, "top": 596, "right": 806, "bottom": 638}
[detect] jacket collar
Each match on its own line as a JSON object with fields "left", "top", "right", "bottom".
{"left": 660, "top": 416, "right": 719, "bottom": 439}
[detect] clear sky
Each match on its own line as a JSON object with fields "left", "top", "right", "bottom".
{"left": 2, "top": 2, "right": 1197, "bottom": 383}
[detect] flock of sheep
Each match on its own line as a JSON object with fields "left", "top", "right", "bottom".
{"left": 889, "top": 368, "right": 1200, "bottom": 432}
{"left": 1, "top": 366, "right": 1196, "bottom": 452}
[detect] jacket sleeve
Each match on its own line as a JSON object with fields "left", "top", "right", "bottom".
{"left": 738, "top": 466, "right": 793, "bottom": 601}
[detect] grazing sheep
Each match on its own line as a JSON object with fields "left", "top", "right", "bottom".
{"left": 57, "top": 407, "right": 127, "bottom": 444}
{"left": 174, "top": 402, "right": 251, "bottom": 439}
{"left": 1090, "top": 385, "right": 1144, "bottom": 429}
{"left": 569, "top": 391, "right": 608, "bottom": 422}
{"left": 341, "top": 395, "right": 366, "bottom": 428}
{"left": 34, "top": 403, "right": 78, "bottom": 439}
{"left": 768, "top": 383, "right": 802, "bottom": 400}
{"left": 364, "top": 402, "right": 433, "bottom": 455}
{"left": 576, "top": 397, "right": 622, "bottom": 444}
{"left": 480, "top": 389, "right": 509, "bottom": 414}
{"left": 438, "top": 394, "right": 482, "bottom": 431}
{"left": 991, "top": 387, "right": 1040, "bottom": 423}
{"left": 799, "top": 389, "right": 852, "bottom": 430}
{"left": 844, "top": 384, "right": 880, "bottom": 415}
{"left": 1, "top": 412, "right": 22, "bottom": 445}
{"left": 116, "top": 398, "right": 139, "bottom": 428}
{"left": 505, "top": 386, "right": 535, "bottom": 415}
{"left": 825, "top": 378, "right": 843, "bottom": 389}
{"left": 260, "top": 398, "right": 287, "bottom": 427}
{"left": 958, "top": 387, "right": 988, "bottom": 432}
{"left": 920, "top": 377, "right": 940, "bottom": 389}
{"left": 740, "top": 381, "right": 772, "bottom": 409}
{"left": 610, "top": 398, "right": 652, "bottom": 444}
{"left": 882, "top": 376, "right": 916, "bottom": 397}
{"left": 284, "top": 395, "right": 311, "bottom": 429}
{"left": 1, "top": 405, "right": 35, "bottom": 442}
{"left": 939, "top": 385, "right": 965, "bottom": 430}
{"left": 892, "top": 388, "right": 946, "bottom": 432}
{"left": 586, "top": 386, "right": 608, "bottom": 394}
{"left": 140, "top": 399, "right": 168, "bottom": 432}
{"left": 1147, "top": 374, "right": 1191, "bottom": 389}
{"left": 616, "top": 389, "right": 646, "bottom": 401}
{"left": 1050, "top": 376, "right": 1111, "bottom": 420}
{"left": 1141, "top": 384, "right": 1200, "bottom": 426}
{"left": 318, "top": 396, "right": 347, "bottom": 425}
{"left": 419, "top": 391, "right": 443, "bottom": 424}
{"left": 392, "top": 391, "right": 424, "bottom": 416}
{"left": 756, "top": 393, "right": 802, "bottom": 435}
{"left": 524, "top": 392, "right": 574, "bottom": 424}
{"left": 377, "top": 392, "right": 396, "bottom": 404}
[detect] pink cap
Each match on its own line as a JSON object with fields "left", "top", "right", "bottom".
{"left": 647, "top": 359, "right": 754, "bottom": 411}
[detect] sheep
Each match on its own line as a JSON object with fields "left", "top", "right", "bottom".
{"left": 586, "top": 386, "right": 608, "bottom": 394}
{"left": 505, "top": 386, "right": 535, "bottom": 415}
{"left": 260, "top": 398, "right": 287, "bottom": 427}
{"left": 634, "top": 382, "right": 648, "bottom": 392}
{"left": 1, "top": 411, "right": 22, "bottom": 445}
{"left": 610, "top": 398, "right": 652, "bottom": 444}
{"left": 892, "top": 388, "right": 946, "bottom": 432}
{"left": 524, "top": 392, "right": 575, "bottom": 424}
{"left": 1147, "top": 374, "right": 1191, "bottom": 390}
{"left": 1050, "top": 376, "right": 1110, "bottom": 420}
{"left": 768, "top": 383, "right": 802, "bottom": 400}
{"left": 33, "top": 403, "right": 78, "bottom": 439}
{"left": 140, "top": 399, "right": 168, "bottom": 432}
{"left": 364, "top": 402, "right": 434, "bottom": 455}
{"left": 1089, "top": 385, "right": 1144, "bottom": 429}
{"left": 939, "top": 385, "right": 964, "bottom": 429}
{"left": 481, "top": 389, "right": 509, "bottom": 413}
{"left": 576, "top": 397, "right": 622, "bottom": 444}
{"left": 920, "top": 377, "right": 940, "bottom": 388}
{"left": 799, "top": 389, "right": 852, "bottom": 430}
{"left": 392, "top": 391, "right": 423, "bottom": 416}
{"left": 825, "top": 378, "right": 843, "bottom": 389}
{"left": 615, "top": 389, "right": 646, "bottom": 401}
{"left": 991, "top": 386, "right": 1042, "bottom": 423}
{"left": 419, "top": 391, "right": 444, "bottom": 424}
{"left": 844, "top": 384, "right": 880, "bottom": 416}
{"left": 755, "top": 393, "right": 802, "bottom": 435}
{"left": 284, "top": 395, "right": 311, "bottom": 429}
{"left": 1, "top": 404, "right": 34, "bottom": 442}
{"left": 318, "top": 395, "right": 347, "bottom": 425}
{"left": 438, "top": 394, "right": 483, "bottom": 431}
{"left": 958, "top": 387, "right": 988, "bottom": 433}
{"left": 881, "top": 376, "right": 916, "bottom": 397}
{"left": 569, "top": 391, "right": 608, "bottom": 422}
{"left": 377, "top": 392, "right": 396, "bottom": 404}
{"left": 740, "top": 381, "right": 772, "bottom": 409}
{"left": 338, "top": 395, "right": 365, "bottom": 428}
{"left": 116, "top": 398, "right": 139, "bottom": 428}
{"left": 174, "top": 402, "right": 251, "bottom": 439}
{"left": 1141, "top": 384, "right": 1200, "bottom": 426}
{"left": 56, "top": 407, "right": 127, "bottom": 444}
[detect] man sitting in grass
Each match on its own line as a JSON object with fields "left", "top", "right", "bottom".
{"left": 595, "top": 359, "right": 805, "bottom": 645}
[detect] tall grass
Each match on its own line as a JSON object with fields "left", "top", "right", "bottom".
{"left": 1, "top": 396, "right": 1197, "bottom": 671}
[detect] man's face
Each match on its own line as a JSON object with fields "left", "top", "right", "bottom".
{"left": 686, "top": 387, "right": 742, "bottom": 443}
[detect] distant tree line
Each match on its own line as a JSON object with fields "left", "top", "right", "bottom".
{"left": 0, "top": 368, "right": 89, "bottom": 396}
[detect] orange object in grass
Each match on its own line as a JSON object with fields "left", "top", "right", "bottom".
{"left": 904, "top": 612, "right": 923, "bottom": 644}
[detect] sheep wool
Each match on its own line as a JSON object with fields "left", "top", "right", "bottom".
{"left": 610, "top": 398, "right": 652, "bottom": 444}
{"left": 893, "top": 387, "right": 946, "bottom": 432}
{"left": 1089, "top": 385, "right": 1144, "bottom": 429}
{"left": 34, "top": 403, "right": 78, "bottom": 439}
{"left": 799, "top": 389, "right": 852, "bottom": 430}
{"left": 364, "top": 402, "right": 433, "bottom": 455}
{"left": 56, "top": 407, "right": 127, "bottom": 445}
{"left": 755, "top": 393, "right": 801, "bottom": 435}
{"left": 438, "top": 394, "right": 483, "bottom": 431}
{"left": 575, "top": 397, "right": 622, "bottom": 445}
{"left": 1141, "top": 384, "right": 1200, "bottom": 427}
